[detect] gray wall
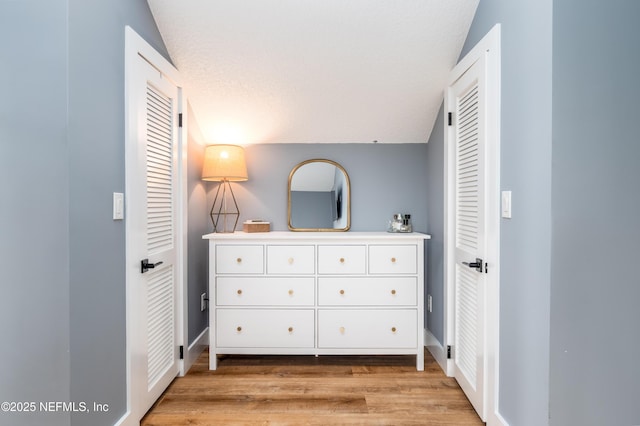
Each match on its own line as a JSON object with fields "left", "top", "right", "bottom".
{"left": 427, "top": 1, "right": 554, "bottom": 424}
{"left": 0, "top": 2, "right": 71, "bottom": 425}
{"left": 550, "top": 1, "right": 640, "bottom": 425}
{"left": 68, "top": 1, "right": 170, "bottom": 424}
{"left": 208, "top": 144, "right": 429, "bottom": 234}
{"left": 425, "top": 104, "right": 446, "bottom": 343}
{"left": 290, "top": 191, "right": 335, "bottom": 229}
{"left": 187, "top": 103, "right": 209, "bottom": 344}
{"left": 2, "top": 1, "right": 173, "bottom": 425}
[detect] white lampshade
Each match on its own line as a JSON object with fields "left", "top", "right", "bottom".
{"left": 202, "top": 144, "right": 248, "bottom": 182}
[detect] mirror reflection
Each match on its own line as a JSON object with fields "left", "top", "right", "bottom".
{"left": 288, "top": 159, "right": 350, "bottom": 231}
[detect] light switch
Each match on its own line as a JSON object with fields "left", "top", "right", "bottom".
{"left": 113, "top": 192, "right": 124, "bottom": 220}
{"left": 501, "top": 191, "right": 512, "bottom": 219}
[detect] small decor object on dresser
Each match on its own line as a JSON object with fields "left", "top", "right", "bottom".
{"left": 243, "top": 220, "right": 270, "bottom": 233}
{"left": 388, "top": 213, "right": 412, "bottom": 233}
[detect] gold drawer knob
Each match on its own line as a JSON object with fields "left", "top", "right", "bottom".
{"left": 339, "top": 289, "right": 345, "bottom": 295}
{"left": 236, "top": 257, "right": 242, "bottom": 263}
{"left": 288, "top": 257, "right": 294, "bottom": 264}
{"left": 236, "top": 326, "right": 242, "bottom": 332}
{"left": 237, "top": 289, "right": 243, "bottom": 295}
{"left": 391, "top": 327, "right": 397, "bottom": 333}
{"left": 391, "top": 257, "right": 397, "bottom": 263}
{"left": 391, "top": 289, "right": 397, "bottom": 295}
{"left": 288, "top": 327, "right": 294, "bottom": 333}
{"left": 339, "top": 326, "right": 345, "bottom": 334}
{"left": 288, "top": 289, "right": 294, "bottom": 296}
{"left": 339, "top": 257, "right": 345, "bottom": 263}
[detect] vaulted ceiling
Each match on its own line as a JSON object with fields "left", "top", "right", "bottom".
{"left": 147, "top": 0, "right": 478, "bottom": 144}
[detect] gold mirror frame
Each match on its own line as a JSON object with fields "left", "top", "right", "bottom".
{"left": 287, "top": 159, "right": 351, "bottom": 232}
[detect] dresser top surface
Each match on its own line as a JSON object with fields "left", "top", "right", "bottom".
{"left": 203, "top": 231, "right": 431, "bottom": 241}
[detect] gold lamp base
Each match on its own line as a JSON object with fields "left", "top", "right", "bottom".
{"left": 210, "top": 180, "right": 240, "bottom": 233}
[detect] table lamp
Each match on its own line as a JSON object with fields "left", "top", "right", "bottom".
{"left": 202, "top": 144, "right": 248, "bottom": 232}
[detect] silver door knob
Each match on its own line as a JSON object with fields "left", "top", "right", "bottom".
{"left": 462, "top": 258, "right": 483, "bottom": 273}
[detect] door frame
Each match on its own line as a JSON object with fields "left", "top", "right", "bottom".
{"left": 444, "top": 24, "right": 502, "bottom": 425}
{"left": 119, "top": 26, "right": 188, "bottom": 426}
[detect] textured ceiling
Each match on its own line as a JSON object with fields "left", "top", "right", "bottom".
{"left": 148, "top": 0, "right": 478, "bottom": 144}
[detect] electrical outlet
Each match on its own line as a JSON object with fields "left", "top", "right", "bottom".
{"left": 201, "top": 293, "right": 207, "bottom": 312}
{"left": 427, "top": 294, "right": 433, "bottom": 313}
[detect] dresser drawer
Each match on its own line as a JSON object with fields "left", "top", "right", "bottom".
{"left": 318, "top": 277, "right": 417, "bottom": 306}
{"left": 216, "top": 277, "right": 315, "bottom": 306}
{"left": 368, "top": 245, "right": 417, "bottom": 274}
{"left": 318, "top": 309, "right": 417, "bottom": 349}
{"left": 216, "top": 309, "right": 315, "bottom": 348}
{"left": 267, "top": 245, "right": 315, "bottom": 275}
{"left": 318, "top": 245, "right": 366, "bottom": 274}
{"left": 216, "top": 245, "right": 264, "bottom": 274}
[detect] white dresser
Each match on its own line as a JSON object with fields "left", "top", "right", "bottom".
{"left": 203, "top": 231, "right": 430, "bottom": 370}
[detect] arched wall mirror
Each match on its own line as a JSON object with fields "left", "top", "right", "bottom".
{"left": 288, "top": 159, "right": 351, "bottom": 232}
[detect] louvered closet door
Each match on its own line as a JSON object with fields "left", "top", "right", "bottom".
{"left": 145, "top": 80, "right": 178, "bottom": 391}
{"left": 449, "top": 55, "right": 487, "bottom": 419}
{"left": 128, "top": 55, "right": 180, "bottom": 419}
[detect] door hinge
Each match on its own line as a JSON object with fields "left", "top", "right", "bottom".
{"left": 447, "top": 112, "right": 452, "bottom": 126}
{"left": 447, "top": 345, "right": 452, "bottom": 359}
{"left": 179, "top": 345, "right": 184, "bottom": 360}
{"left": 178, "top": 113, "right": 183, "bottom": 128}
{"left": 485, "top": 262, "right": 489, "bottom": 273}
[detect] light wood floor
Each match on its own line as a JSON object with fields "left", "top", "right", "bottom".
{"left": 142, "top": 349, "right": 482, "bottom": 425}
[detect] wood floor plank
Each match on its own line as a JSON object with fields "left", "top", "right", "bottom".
{"left": 141, "top": 349, "right": 482, "bottom": 426}
{"left": 163, "top": 382, "right": 401, "bottom": 398}
{"left": 142, "top": 412, "right": 483, "bottom": 426}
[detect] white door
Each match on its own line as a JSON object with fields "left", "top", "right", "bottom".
{"left": 448, "top": 55, "right": 487, "bottom": 420}
{"left": 445, "top": 25, "right": 501, "bottom": 425}
{"left": 125, "top": 30, "right": 182, "bottom": 422}
{"left": 444, "top": 25, "right": 501, "bottom": 425}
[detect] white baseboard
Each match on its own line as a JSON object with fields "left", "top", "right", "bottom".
{"left": 114, "top": 410, "right": 134, "bottom": 426}
{"left": 487, "top": 409, "right": 509, "bottom": 426}
{"left": 182, "top": 327, "right": 209, "bottom": 376}
{"left": 425, "top": 329, "right": 449, "bottom": 375}
{"left": 494, "top": 411, "right": 509, "bottom": 426}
